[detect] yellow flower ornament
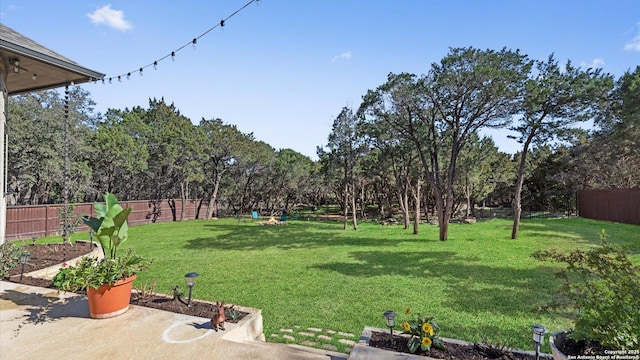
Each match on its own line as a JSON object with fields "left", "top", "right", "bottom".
{"left": 422, "top": 337, "right": 432, "bottom": 347}
{"left": 422, "top": 322, "right": 434, "bottom": 336}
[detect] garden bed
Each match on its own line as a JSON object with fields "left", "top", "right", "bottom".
{"left": 352, "top": 327, "right": 551, "bottom": 360}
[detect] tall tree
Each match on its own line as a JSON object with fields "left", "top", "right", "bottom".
{"left": 361, "top": 47, "right": 530, "bottom": 240}
{"left": 199, "top": 118, "right": 247, "bottom": 218}
{"left": 7, "top": 87, "right": 96, "bottom": 204}
{"left": 89, "top": 108, "right": 149, "bottom": 197}
{"left": 510, "top": 55, "right": 614, "bottom": 239}
{"left": 323, "top": 106, "right": 364, "bottom": 230}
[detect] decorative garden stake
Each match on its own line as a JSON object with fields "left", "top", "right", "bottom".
{"left": 31, "top": 236, "right": 36, "bottom": 246}
{"left": 89, "top": 229, "right": 93, "bottom": 250}
{"left": 384, "top": 310, "right": 396, "bottom": 337}
{"left": 532, "top": 324, "right": 547, "bottom": 360}
{"left": 19, "top": 253, "right": 30, "bottom": 281}
{"left": 185, "top": 272, "right": 199, "bottom": 307}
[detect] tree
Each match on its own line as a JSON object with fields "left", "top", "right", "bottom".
{"left": 89, "top": 108, "right": 149, "bottom": 197}
{"left": 322, "top": 106, "right": 364, "bottom": 230}
{"left": 7, "top": 87, "right": 96, "bottom": 204}
{"left": 361, "top": 47, "right": 530, "bottom": 240}
{"left": 510, "top": 55, "right": 614, "bottom": 239}
{"left": 143, "top": 98, "right": 205, "bottom": 220}
{"left": 199, "top": 118, "right": 248, "bottom": 218}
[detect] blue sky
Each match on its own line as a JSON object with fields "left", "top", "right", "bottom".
{"left": 2, "top": 1, "right": 639, "bottom": 159}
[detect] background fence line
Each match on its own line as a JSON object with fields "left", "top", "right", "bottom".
{"left": 5, "top": 199, "right": 203, "bottom": 241}
{"left": 578, "top": 188, "right": 640, "bottom": 225}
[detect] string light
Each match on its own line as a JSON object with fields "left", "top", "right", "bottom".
{"left": 94, "top": 0, "right": 258, "bottom": 84}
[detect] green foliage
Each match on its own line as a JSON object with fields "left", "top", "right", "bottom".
{"left": 0, "top": 243, "right": 25, "bottom": 279}
{"left": 58, "top": 204, "right": 81, "bottom": 244}
{"left": 54, "top": 192, "right": 151, "bottom": 292}
{"left": 400, "top": 307, "right": 445, "bottom": 353}
{"left": 82, "top": 192, "right": 132, "bottom": 259}
{"left": 52, "top": 249, "right": 151, "bottom": 291}
{"left": 533, "top": 230, "right": 640, "bottom": 349}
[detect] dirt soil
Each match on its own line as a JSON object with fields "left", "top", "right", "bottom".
{"left": 4, "top": 243, "right": 247, "bottom": 323}
{"left": 369, "top": 331, "right": 539, "bottom": 360}
{"left": 552, "top": 331, "right": 608, "bottom": 357}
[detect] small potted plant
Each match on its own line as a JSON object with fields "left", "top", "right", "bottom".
{"left": 53, "top": 193, "right": 151, "bottom": 319}
{"left": 534, "top": 230, "right": 640, "bottom": 358}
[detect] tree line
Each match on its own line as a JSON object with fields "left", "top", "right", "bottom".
{"left": 6, "top": 47, "right": 638, "bottom": 240}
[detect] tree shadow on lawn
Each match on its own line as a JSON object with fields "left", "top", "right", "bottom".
{"left": 312, "top": 250, "right": 562, "bottom": 317}
{"left": 185, "top": 223, "right": 426, "bottom": 251}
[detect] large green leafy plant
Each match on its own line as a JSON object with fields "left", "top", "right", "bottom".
{"left": 53, "top": 193, "right": 150, "bottom": 291}
{"left": 534, "top": 230, "right": 640, "bottom": 349}
{"left": 83, "top": 192, "right": 132, "bottom": 259}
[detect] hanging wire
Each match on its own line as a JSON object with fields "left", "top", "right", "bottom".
{"left": 98, "top": 0, "right": 258, "bottom": 84}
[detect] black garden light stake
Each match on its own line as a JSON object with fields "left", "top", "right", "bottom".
{"left": 31, "top": 236, "right": 36, "bottom": 246}
{"left": 185, "top": 272, "right": 199, "bottom": 307}
{"left": 89, "top": 229, "right": 93, "bottom": 250}
{"left": 532, "top": 324, "right": 547, "bottom": 360}
{"left": 384, "top": 310, "right": 396, "bottom": 337}
{"left": 19, "top": 253, "right": 30, "bottom": 281}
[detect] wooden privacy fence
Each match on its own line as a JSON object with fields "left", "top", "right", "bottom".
{"left": 5, "top": 199, "right": 202, "bottom": 241}
{"left": 578, "top": 188, "right": 640, "bottom": 225}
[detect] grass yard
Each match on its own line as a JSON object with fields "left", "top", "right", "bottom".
{"left": 59, "top": 216, "right": 638, "bottom": 352}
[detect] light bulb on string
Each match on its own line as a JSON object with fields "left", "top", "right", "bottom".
{"left": 154, "top": 61, "right": 158, "bottom": 70}
{"left": 127, "top": 73, "right": 131, "bottom": 80}
{"left": 171, "top": 51, "right": 175, "bottom": 62}
{"left": 192, "top": 38, "right": 197, "bottom": 49}
{"left": 140, "top": 68, "right": 143, "bottom": 76}
{"left": 118, "top": 76, "right": 121, "bottom": 82}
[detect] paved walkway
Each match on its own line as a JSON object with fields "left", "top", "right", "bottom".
{"left": 0, "top": 281, "right": 348, "bottom": 360}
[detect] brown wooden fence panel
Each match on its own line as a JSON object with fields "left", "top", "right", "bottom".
{"left": 6, "top": 199, "right": 204, "bottom": 241}
{"left": 578, "top": 188, "right": 640, "bottom": 225}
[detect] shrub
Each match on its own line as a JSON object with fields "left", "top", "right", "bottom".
{"left": 533, "top": 230, "right": 640, "bottom": 349}
{"left": 0, "top": 242, "right": 25, "bottom": 279}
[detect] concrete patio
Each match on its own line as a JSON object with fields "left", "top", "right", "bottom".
{"left": 0, "top": 281, "right": 348, "bottom": 360}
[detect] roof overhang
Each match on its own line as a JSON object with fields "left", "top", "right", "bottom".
{"left": 1, "top": 24, "right": 104, "bottom": 95}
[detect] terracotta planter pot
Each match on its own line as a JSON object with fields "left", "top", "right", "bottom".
{"left": 549, "top": 330, "right": 569, "bottom": 360}
{"left": 87, "top": 274, "right": 136, "bottom": 319}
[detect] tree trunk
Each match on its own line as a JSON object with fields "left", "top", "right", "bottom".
{"left": 343, "top": 179, "right": 348, "bottom": 230}
{"left": 512, "top": 132, "right": 535, "bottom": 239}
{"left": 168, "top": 199, "right": 177, "bottom": 221}
{"left": 179, "top": 181, "right": 187, "bottom": 221}
{"left": 351, "top": 181, "right": 358, "bottom": 230}
{"left": 206, "top": 175, "right": 222, "bottom": 219}
{"left": 412, "top": 180, "right": 420, "bottom": 235}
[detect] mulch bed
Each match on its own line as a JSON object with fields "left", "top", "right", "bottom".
{"left": 4, "top": 243, "right": 247, "bottom": 323}
{"left": 369, "top": 331, "right": 539, "bottom": 360}
{"left": 552, "top": 331, "right": 608, "bottom": 357}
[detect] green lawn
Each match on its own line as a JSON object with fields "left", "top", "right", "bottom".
{"left": 58, "top": 216, "right": 639, "bottom": 352}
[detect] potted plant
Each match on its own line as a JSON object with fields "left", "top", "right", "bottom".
{"left": 534, "top": 230, "right": 639, "bottom": 358}
{"left": 53, "top": 193, "right": 151, "bottom": 319}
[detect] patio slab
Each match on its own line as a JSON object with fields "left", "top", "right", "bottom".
{"left": 0, "top": 281, "right": 347, "bottom": 360}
